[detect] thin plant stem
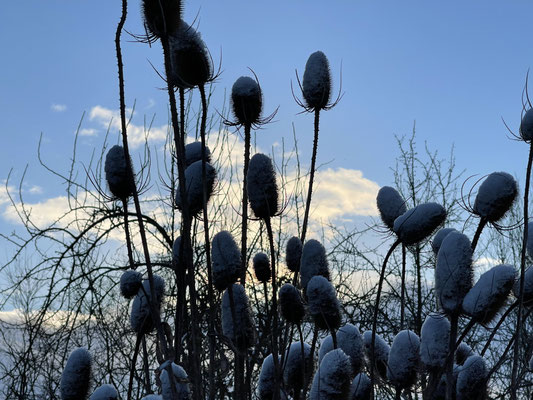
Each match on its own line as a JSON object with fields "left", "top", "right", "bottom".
{"left": 481, "top": 300, "right": 518, "bottom": 356}
{"left": 302, "top": 326, "right": 319, "bottom": 399}
{"left": 297, "top": 323, "right": 306, "bottom": 400}
{"left": 142, "top": 336, "right": 152, "bottom": 394}
{"left": 400, "top": 244, "right": 406, "bottom": 330}
{"left": 445, "top": 314, "right": 458, "bottom": 400}
{"left": 470, "top": 218, "right": 487, "bottom": 253}
{"left": 241, "top": 124, "right": 251, "bottom": 285}
{"left": 122, "top": 200, "right": 135, "bottom": 268}
{"left": 227, "top": 285, "right": 243, "bottom": 399}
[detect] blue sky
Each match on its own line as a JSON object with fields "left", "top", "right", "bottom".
{"left": 1, "top": 1, "right": 533, "bottom": 248}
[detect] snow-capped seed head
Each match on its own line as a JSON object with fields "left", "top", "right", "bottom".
{"left": 211, "top": 231, "right": 241, "bottom": 291}
{"left": 169, "top": 22, "right": 212, "bottom": 88}
{"left": 455, "top": 342, "right": 473, "bottom": 366}
{"left": 432, "top": 227, "right": 458, "bottom": 255}
{"left": 253, "top": 252, "right": 271, "bottom": 283}
{"left": 350, "top": 373, "right": 371, "bottom": 400}
{"left": 520, "top": 108, "right": 533, "bottom": 142}
{"left": 130, "top": 275, "right": 165, "bottom": 334}
{"left": 231, "top": 76, "right": 263, "bottom": 126}
{"left": 141, "top": 0, "right": 182, "bottom": 38}
{"left": 456, "top": 355, "right": 487, "bottom": 400}
{"left": 184, "top": 141, "right": 211, "bottom": 167}
{"left": 309, "top": 348, "right": 352, "bottom": 400}
{"left": 318, "top": 323, "right": 364, "bottom": 376}
{"left": 160, "top": 362, "right": 190, "bottom": 400}
{"left": 286, "top": 236, "right": 303, "bottom": 272}
{"left": 420, "top": 313, "right": 450, "bottom": 369}
{"left": 376, "top": 186, "right": 407, "bottom": 231}
{"left": 60, "top": 347, "right": 92, "bottom": 400}
{"left": 174, "top": 160, "right": 216, "bottom": 215}
{"left": 246, "top": 153, "right": 279, "bottom": 219}
{"left": 513, "top": 266, "right": 533, "bottom": 306}
{"left": 284, "top": 342, "right": 314, "bottom": 392}
{"left": 279, "top": 283, "right": 305, "bottom": 325}
{"left": 221, "top": 284, "right": 255, "bottom": 349}
{"left": 104, "top": 145, "right": 135, "bottom": 200}
{"left": 473, "top": 172, "right": 518, "bottom": 223}
{"left": 302, "top": 51, "right": 332, "bottom": 111}
{"left": 120, "top": 269, "right": 143, "bottom": 299}
{"left": 257, "top": 354, "right": 279, "bottom": 400}
{"left": 387, "top": 330, "right": 420, "bottom": 389}
{"left": 306, "top": 275, "right": 342, "bottom": 331}
{"left": 463, "top": 264, "right": 516, "bottom": 324}
{"left": 89, "top": 384, "right": 118, "bottom": 400}
{"left": 393, "top": 202, "right": 446, "bottom": 245}
{"left": 300, "top": 239, "right": 330, "bottom": 290}
{"left": 363, "top": 330, "right": 390, "bottom": 380}
{"left": 435, "top": 231, "right": 473, "bottom": 315}
{"left": 172, "top": 236, "right": 182, "bottom": 268}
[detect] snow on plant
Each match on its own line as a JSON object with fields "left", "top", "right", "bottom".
{"left": 350, "top": 373, "right": 371, "bottom": 400}
{"left": 431, "top": 227, "right": 457, "bottom": 255}
{"left": 89, "top": 384, "right": 118, "bottom": 400}
{"left": 302, "top": 51, "right": 332, "bottom": 111}
{"left": 387, "top": 330, "right": 420, "bottom": 390}
{"left": 472, "top": 171, "right": 518, "bottom": 223}
{"left": 246, "top": 153, "right": 279, "bottom": 219}
{"left": 221, "top": 283, "right": 255, "bottom": 349}
{"left": 513, "top": 266, "right": 533, "bottom": 306}
{"left": 284, "top": 341, "right": 314, "bottom": 395}
{"left": 363, "top": 330, "right": 390, "bottom": 380}
{"left": 231, "top": 76, "right": 263, "bottom": 127}
{"left": 455, "top": 342, "right": 473, "bottom": 366}
{"left": 257, "top": 353, "right": 282, "bottom": 400}
{"left": 318, "top": 323, "right": 364, "bottom": 377}
{"left": 119, "top": 269, "right": 143, "bottom": 299}
{"left": 420, "top": 313, "right": 450, "bottom": 369}
{"left": 160, "top": 361, "right": 191, "bottom": 400}
{"left": 184, "top": 142, "right": 211, "bottom": 167}
{"left": 174, "top": 159, "right": 216, "bottom": 216}
{"left": 306, "top": 275, "right": 342, "bottom": 332}
{"left": 211, "top": 230, "right": 241, "bottom": 291}
{"left": 253, "top": 252, "right": 271, "bottom": 283}
{"left": 309, "top": 348, "right": 352, "bottom": 400}
{"left": 455, "top": 355, "right": 487, "bottom": 400}
{"left": 130, "top": 275, "right": 165, "bottom": 334}
{"left": 376, "top": 186, "right": 407, "bottom": 231}
{"left": 60, "top": 347, "right": 92, "bottom": 400}
{"left": 300, "top": 239, "right": 330, "bottom": 290}
{"left": 279, "top": 283, "right": 305, "bottom": 325}
{"left": 104, "top": 145, "right": 135, "bottom": 200}
{"left": 392, "top": 202, "right": 446, "bottom": 246}
{"left": 285, "top": 236, "right": 303, "bottom": 272}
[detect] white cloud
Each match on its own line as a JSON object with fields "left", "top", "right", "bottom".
{"left": 51, "top": 104, "right": 67, "bottom": 112}
{"left": 27, "top": 185, "right": 43, "bottom": 195}
{"left": 79, "top": 128, "right": 98, "bottom": 137}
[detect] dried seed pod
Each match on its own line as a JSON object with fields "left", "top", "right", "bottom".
{"left": 211, "top": 231, "right": 241, "bottom": 291}
{"left": 300, "top": 239, "right": 330, "bottom": 290}
{"left": 286, "top": 236, "right": 303, "bottom": 272}
{"left": 363, "top": 330, "right": 390, "bottom": 380}
{"left": 513, "top": 266, "right": 533, "bottom": 306}
{"left": 473, "top": 172, "right": 518, "bottom": 223}
{"left": 130, "top": 275, "right": 165, "bottom": 334}
{"left": 141, "top": 0, "right": 182, "bottom": 38}
{"left": 60, "top": 347, "right": 92, "bottom": 400}
{"left": 284, "top": 342, "right": 314, "bottom": 393}
{"left": 456, "top": 355, "right": 487, "bottom": 400}
{"left": 160, "top": 362, "right": 191, "bottom": 400}
{"left": 387, "top": 330, "right": 420, "bottom": 390}
{"left": 310, "top": 348, "right": 352, "bottom": 400}
{"left": 393, "top": 202, "right": 446, "bottom": 245}
{"left": 318, "top": 323, "right": 364, "bottom": 376}
{"left": 306, "top": 275, "right": 342, "bottom": 331}
{"left": 431, "top": 227, "right": 457, "bottom": 255}
{"left": 302, "top": 51, "right": 332, "bottom": 111}
{"left": 257, "top": 354, "right": 282, "bottom": 400}
{"left": 420, "top": 313, "right": 450, "bottom": 369}
{"left": 520, "top": 108, "right": 533, "bottom": 142}
{"left": 246, "top": 153, "right": 279, "bottom": 219}
{"left": 376, "top": 186, "right": 407, "bottom": 231}
{"left": 104, "top": 145, "right": 135, "bottom": 200}
{"left": 279, "top": 283, "right": 306, "bottom": 325}
{"left": 231, "top": 76, "right": 263, "bottom": 126}
{"left": 89, "top": 384, "right": 118, "bottom": 400}
{"left": 253, "top": 252, "right": 271, "bottom": 283}
{"left": 350, "top": 373, "right": 371, "bottom": 400}
{"left": 455, "top": 342, "right": 473, "bottom": 366}
{"left": 184, "top": 141, "right": 211, "bottom": 167}
{"left": 120, "top": 269, "right": 143, "bottom": 299}
{"left": 221, "top": 284, "right": 255, "bottom": 349}
{"left": 174, "top": 159, "right": 216, "bottom": 215}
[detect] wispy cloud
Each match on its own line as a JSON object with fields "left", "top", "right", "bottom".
{"left": 79, "top": 128, "right": 98, "bottom": 137}
{"left": 51, "top": 104, "right": 67, "bottom": 112}
{"left": 28, "top": 185, "right": 43, "bottom": 195}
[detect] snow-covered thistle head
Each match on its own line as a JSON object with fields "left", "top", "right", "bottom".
{"left": 247, "top": 153, "right": 279, "bottom": 219}
{"left": 472, "top": 172, "right": 518, "bottom": 223}
{"left": 89, "top": 384, "right": 118, "bottom": 400}
{"left": 363, "top": 330, "right": 390, "bottom": 380}
{"left": 120, "top": 269, "right": 143, "bottom": 299}
{"left": 350, "top": 373, "right": 371, "bottom": 400}
{"left": 463, "top": 264, "right": 515, "bottom": 324}
{"left": 431, "top": 227, "right": 457, "bottom": 255}
{"left": 104, "top": 145, "right": 135, "bottom": 200}
{"left": 301, "top": 51, "right": 332, "bottom": 111}
{"left": 309, "top": 348, "right": 352, "bottom": 400}
{"left": 141, "top": 0, "right": 182, "bottom": 39}
{"left": 60, "top": 347, "right": 92, "bottom": 400}
{"left": 253, "top": 252, "right": 271, "bottom": 283}
{"left": 455, "top": 342, "right": 473, "bottom": 366}
{"left": 211, "top": 231, "right": 241, "bottom": 291}
{"left": 300, "top": 239, "right": 330, "bottom": 290}
{"left": 279, "top": 283, "right": 305, "bottom": 325}
{"left": 306, "top": 275, "right": 342, "bottom": 331}
{"left": 231, "top": 76, "right": 263, "bottom": 126}
{"left": 456, "top": 355, "right": 487, "bottom": 400}
{"left": 420, "top": 313, "right": 450, "bottom": 369}
{"left": 513, "top": 266, "right": 533, "bottom": 306}
{"left": 184, "top": 141, "right": 211, "bottom": 167}
{"left": 284, "top": 342, "right": 314, "bottom": 393}
{"left": 174, "top": 159, "right": 216, "bottom": 216}
{"left": 435, "top": 231, "right": 473, "bottom": 315}
{"left": 387, "top": 330, "right": 420, "bottom": 389}
{"left": 520, "top": 108, "right": 533, "bottom": 142}
{"left": 318, "top": 323, "right": 364, "bottom": 376}
{"left": 130, "top": 275, "right": 165, "bottom": 334}
{"left": 376, "top": 186, "right": 407, "bottom": 231}
{"left": 160, "top": 362, "right": 190, "bottom": 400}
{"left": 285, "top": 236, "right": 303, "bottom": 272}
{"left": 393, "top": 202, "right": 446, "bottom": 245}
{"left": 257, "top": 354, "right": 282, "bottom": 400}
{"left": 221, "top": 284, "right": 254, "bottom": 348}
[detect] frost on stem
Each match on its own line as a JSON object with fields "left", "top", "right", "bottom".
{"left": 456, "top": 355, "right": 487, "bottom": 400}
{"left": 257, "top": 353, "right": 286, "bottom": 400}
{"left": 60, "top": 347, "right": 92, "bottom": 400}
{"left": 89, "top": 384, "right": 118, "bottom": 400}
{"left": 462, "top": 264, "right": 516, "bottom": 324}
{"left": 279, "top": 283, "right": 305, "bottom": 325}
{"left": 455, "top": 343, "right": 473, "bottom": 366}
{"left": 286, "top": 236, "right": 303, "bottom": 272}
{"left": 104, "top": 145, "right": 135, "bottom": 200}
{"left": 160, "top": 362, "right": 191, "bottom": 400}
{"left": 472, "top": 172, "right": 518, "bottom": 223}
{"left": 513, "top": 266, "right": 533, "bottom": 306}
{"left": 435, "top": 231, "right": 473, "bottom": 315}
{"left": 520, "top": 108, "right": 533, "bottom": 142}
{"left": 120, "top": 269, "right": 143, "bottom": 299}
{"left": 350, "top": 373, "right": 371, "bottom": 400}
{"left": 318, "top": 323, "right": 364, "bottom": 376}
{"left": 302, "top": 51, "right": 332, "bottom": 111}
{"left": 253, "top": 252, "right": 271, "bottom": 283}
{"left": 420, "top": 313, "right": 450, "bottom": 369}
{"left": 300, "top": 239, "right": 330, "bottom": 291}
{"left": 221, "top": 284, "right": 255, "bottom": 348}
{"left": 184, "top": 141, "right": 212, "bottom": 167}
{"left": 392, "top": 202, "right": 446, "bottom": 246}
{"left": 130, "top": 275, "right": 165, "bottom": 334}
{"left": 231, "top": 76, "right": 263, "bottom": 126}
{"left": 141, "top": 0, "right": 182, "bottom": 38}
{"left": 309, "top": 348, "right": 352, "bottom": 400}
{"left": 376, "top": 186, "right": 406, "bottom": 231}
{"left": 174, "top": 159, "right": 216, "bottom": 216}
{"left": 284, "top": 342, "right": 314, "bottom": 393}
{"left": 431, "top": 227, "right": 457, "bottom": 255}
{"left": 306, "top": 275, "right": 342, "bottom": 331}
{"left": 246, "top": 153, "right": 279, "bottom": 219}
{"left": 387, "top": 330, "right": 420, "bottom": 390}
{"left": 211, "top": 231, "right": 241, "bottom": 291}
{"left": 362, "top": 330, "right": 390, "bottom": 379}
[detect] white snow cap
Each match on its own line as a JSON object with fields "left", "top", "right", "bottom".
{"left": 160, "top": 362, "right": 191, "bottom": 400}
{"left": 456, "top": 355, "right": 487, "bottom": 400}
{"left": 184, "top": 141, "right": 211, "bottom": 167}
{"left": 435, "top": 231, "right": 473, "bottom": 315}
{"left": 247, "top": 153, "right": 279, "bottom": 219}
{"left": 376, "top": 186, "right": 407, "bottom": 230}
{"left": 211, "top": 231, "right": 241, "bottom": 291}
{"left": 221, "top": 284, "right": 254, "bottom": 348}
{"left": 286, "top": 236, "right": 303, "bottom": 272}
{"left": 318, "top": 323, "right": 364, "bottom": 376}
{"left": 231, "top": 76, "right": 263, "bottom": 126}
{"left": 420, "top": 313, "right": 450, "bottom": 369}
{"left": 90, "top": 384, "right": 118, "bottom": 400}
{"left": 257, "top": 354, "right": 278, "bottom": 400}
{"left": 363, "top": 330, "right": 390, "bottom": 379}
{"left": 175, "top": 159, "right": 216, "bottom": 215}
{"left": 300, "top": 239, "right": 330, "bottom": 290}
{"left": 284, "top": 341, "right": 314, "bottom": 392}
{"left": 393, "top": 202, "right": 446, "bottom": 245}
{"left": 431, "top": 227, "right": 457, "bottom": 255}
{"left": 130, "top": 275, "right": 165, "bottom": 334}
{"left": 513, "top": 265, "right": 533, "bottom": 306}
{"left": 520, "top": 108, "right": 533, "bottom": 142}
{"left": 306, "top": 275, "right": 342, "bottom": 331}
{"left": 463, "top": 264, "right": 516, "bottom": 323}
{"left": 302, "top": 51, "right": 332, "bottom": 110}
{"left": 309, "top": 348, "right": 352, "bottom": 400}
{"left": 60, "top": 347, "right": 92, "bottom": 400}
{"left": 473, "top": 172, "right": 517, "bottom": 223}
{"left": 104, "top": 145, "right": 134, "bottom": 199}
{"left": 387, "top": 330, "right": 420, "bottom": 389}
{"left": 120, "top": 269, "right": 143, "bottom": 299}
{"left": 350, "top": 373, "right": 371, "bottom": 400}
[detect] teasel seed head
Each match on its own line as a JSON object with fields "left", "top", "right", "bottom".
{"left": 306, "top": 275, "right": 342, "bottom": 331}
{"left": 253, "top": 252, "right": 271, "bottom": 283}
{"left": 120, "top": 269, "right": 143, "bottom": 299}
{"left": 231, "top": 76, "right": 263, "bottom": 126}
{"left": 174, "top": 159, "right": 216, "bottom": 216}
{"left": 89, "top": 384, "right": 118, "bottom": 400}
{"left": 221, "top": 284, "right": 255, "bottom": 349}
{"left": 376, "top": 186, "right": 407, "bottom": 231}
{"left": 363, "top": 330, "right": 390, "bottom": 380}
{"left": 285, "top": 236, "right": 303, "bottom": 272}
{"left": 247, "top": 153, "right": 279, "bottom": 219}
{"left": 318, "top": 323, "right": 364, "bottom": 377}
{"left": 104, "top": 145, "right": 135, "bottom": 200}
{"left": 60, "top": 347, "right": 92, "bottom": 400}
{"left": 141, "top": 0, "right": 182, "bottom": 39}
{"left": 309, "top": 348, "right": 352, "bottom": 400}
{"left": 300, "top": 239, "right": 330, "bottom": 291}
{"left": 350, "top": 373, "right": 371, "bottom": 400}
{"left": 160, "top": 362, "right": 191, "bottom": 400}
{"left": 387, "top": 330, "right": 420, "bottom": 390}
{"left": 456, "top": 355, "right": 487, "bottom": 400}
{"left": 279, "top": 283, "right": 306, "bottom": 325}
{"left": 184, "top": 141, "right": 211, "bottom": 167}
{"left": 302, "top": 51, "right": 332, "bottom": 111}
{"left": 211, "top": 231, "right": 241, "bottom": 291}
{"left": 473, "top": 171, "right": 518, "bottom": 223}
{"left": 520, "top": 108, "right": 533, "bottom": 142}
{"left": 130, "top": 275, "right": 165, "bottom": 334}
{"left": 420, "top": 312, "right": 450, "bottom": 369}
{"left": 284, "top": 342, "right": 314, "bottom": 393}
{"left": 431, "top": 227, "right": 458, "bottom": 255}
{"left": 393, "top": 202, "right": 446, "bottom": 246}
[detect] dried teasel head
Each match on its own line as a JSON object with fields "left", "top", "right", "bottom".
{"left": 520, "top": 108, "right": 533, "bottom": 142}
{"left": 284, "top": 341, "right": 314, "bottom": 393}
{"left": 174, "top": 160, "right": 216, "bottom": 215}
{"left": 472, "top": 171, "right": 518, "bottom": 223}
{"left": 420, "top": 312, "right": 450, "bottom": 370}
{"left": 120, "top": 269, "right": 143, "bottom": 299}
{"left": 300, "top": 239, "right": 330, "bottom": 291}
{"left": 104, "top": 145, "right": 135, "bottom": 200}
{"left": 211, "top": 231, "right": 241, "bottom": 291}
{"left": 431, "top": 227, "right": 457, "bottom": 255}
{"left": 285, "top": 236, "right": 303, "bottom": 272}
{"left": 253, "top": 252, "right": 271, "bottom": 283}
{"left": 350, "top": 373, "right": 371, "bottom": 400}
{"left": 363, "top": 330, "right": 390, "bottom": 380}
{"left": 393, "top": 202, "right": 446, "bottom": 246}
{"left": 184, "top": 141, "right": 211, "bottom": 167}
{"left": 221, "top": 284, "right": 255, "bottom": 349}
{"left": 89, "top": 384, "right": 118, "bottom": 400}
{"left": 247, "top": 153, "right": 279, "bottom": 219}
{"left": 279, "top": 283, "right": 305, "bottom": 325}
{"left": 60, "top": 347, "right": 92, "bottom": 400}
{"left": 318, "top": 323, "right": 364, "bottom": 377}
{"left": 309, "top": 348, "right": 352, "bottom": 400}
{"left": 130, "top": 275, "right": 165, "bottom": 334}
{"left": 231, "top": 76, "right": 263, "bottom": 126}
{"left": 456, "top": 355, "right": 487, "bottom": 400}
{"left": 376, "top": 186, "right": 407, "bottom": 231}
{"left": 387, "top": 330, "right": 420, "bottom": 390}
{"left": 160, "top": 361, "right": 191, "bottom": 400}
{"left": 141, "top": 0, "right": 182, "bottom": 39}
{"left": 306, "top": 275, "right": 342, "bottom": 331}
{"left": 302, "top": 51, "right": 332, "bottom": 111}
